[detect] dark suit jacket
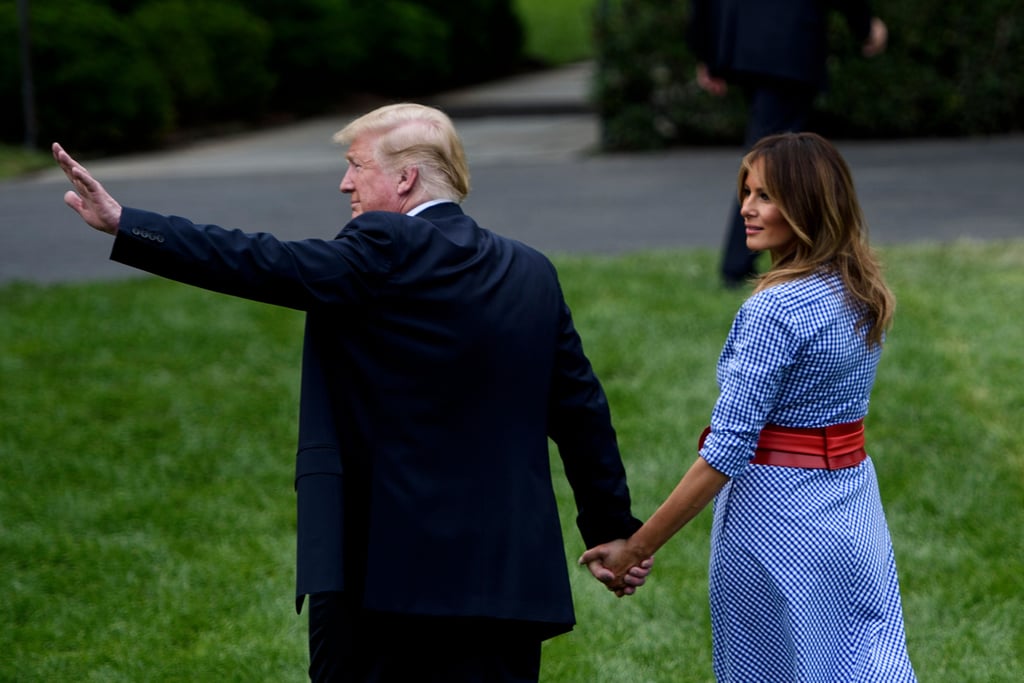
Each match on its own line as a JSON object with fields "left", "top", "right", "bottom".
{"left": 111, "top": 202, "right": 642, "bottom": 638}
{"left": 688, "top": 0, "right": 874, "bottom": 89}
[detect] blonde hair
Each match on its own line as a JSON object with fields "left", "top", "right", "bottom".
{"left": 739, "top": 132, "right": 894, "bottom": 347}
{"left": 333, "top": 103, "right": 470, "bottom": 202}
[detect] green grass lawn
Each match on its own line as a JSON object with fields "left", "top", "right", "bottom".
{"left": 0, "top": 144, "right": 53, "bottom": 180}
{"left": 2, "top": 242, "right": 1021, "bottom": 681}
{"left": 516, "top": 0, "right": 597, "bottom": 64}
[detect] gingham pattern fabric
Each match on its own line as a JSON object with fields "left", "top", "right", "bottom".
{"left": 700, "top": 270, "right": 917, "bottom": 682}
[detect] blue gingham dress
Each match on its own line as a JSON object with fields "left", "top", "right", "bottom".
{"left": 700, "top": 271, "right": 917, "bottom": 682}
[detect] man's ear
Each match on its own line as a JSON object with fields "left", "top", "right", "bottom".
{"left": 397, "top": 166, "right": 419, "bottom": 196}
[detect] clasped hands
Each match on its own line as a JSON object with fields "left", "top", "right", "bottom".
{"left": 579, "top": 539, "right": 654, "bottom": 598}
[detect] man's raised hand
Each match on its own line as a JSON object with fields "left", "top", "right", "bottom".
{"left": 52, "top": 142, "right": 122, "bottom": 235}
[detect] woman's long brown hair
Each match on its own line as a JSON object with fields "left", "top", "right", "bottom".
{"left": 740, "top": 132, "right": 894, "bottom": 347}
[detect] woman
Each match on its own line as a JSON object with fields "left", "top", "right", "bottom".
{"left": 581, "top": 132, "right": 916, "bottom": 682}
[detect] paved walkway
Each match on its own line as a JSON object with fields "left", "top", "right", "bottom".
{"left": 2, "top": 62, "right": 1022, "bottom": 284}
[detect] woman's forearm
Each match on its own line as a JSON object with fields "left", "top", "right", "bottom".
{"left": 629, "top": 456, "right": 729, "bottom": 558}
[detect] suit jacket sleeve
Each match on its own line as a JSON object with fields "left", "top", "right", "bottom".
{"left": 687, "top": 0, "right": 713, "bottom": 63}
{"left": 111, "top": 207, "right": 391, "bottom": 311}
{"left": 547, "top": 291, "right": 643, "bottom": 548}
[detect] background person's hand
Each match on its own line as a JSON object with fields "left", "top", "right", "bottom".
{"left": 862, "top": 17, "right": 888, "bottom": 57}
{"left": 695, "top": 63, "right": 728, "bottom": 97}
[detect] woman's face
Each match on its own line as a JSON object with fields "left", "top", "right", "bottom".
{"left": 740, "top": 159, "right": 796, "bottom": 256}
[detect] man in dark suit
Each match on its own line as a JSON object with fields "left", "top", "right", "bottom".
{"left": 52, "top": 103, "right": 649, "bottom": 682}
{"left": 687, "top": 0, "right": 887, "bottom": 287}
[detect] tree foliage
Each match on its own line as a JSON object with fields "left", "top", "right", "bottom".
{"left": 1, "top": 0, "right": 525, "bottom": 151}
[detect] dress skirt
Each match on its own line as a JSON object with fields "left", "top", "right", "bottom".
{"left": 708, "top": 457, "right": 917, "bottom": 682}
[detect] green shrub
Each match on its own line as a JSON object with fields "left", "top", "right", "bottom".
{"left": 410, "top": 0, "right": 524, "bottom": 87}
{"left": 816, "top": 0, "right": 1024, "bottom": 137}
{"left": 240, "top": 0, "right": 373, "bottom": 114}
{"left": 0, "top": 0, "right": 173, "bottom": 152}
{"left": 1, "top": 0, "right": 525, "bottom": 151}
{"left": 595, "top": 0, "right": 1024, "bottom": 150}
{"left": 129, "top": 0, "right": 275, "bottom": 127}
{"left": 245, "top": 0, "right": 523, "bottom": 111}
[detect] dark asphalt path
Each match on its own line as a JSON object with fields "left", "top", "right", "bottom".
{"left": 2, "top": 107, "right": 1021, "bottom": 284}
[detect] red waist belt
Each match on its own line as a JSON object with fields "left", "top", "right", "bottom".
{"left": 699, "top": 420, "right": 867, "bottom": 470}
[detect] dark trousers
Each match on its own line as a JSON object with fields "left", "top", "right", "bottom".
{"left": 308, "top": 592, "right": 544, "bottom": 683}
{"left": 720, "top": 78, "right": 818, "bottom": 284}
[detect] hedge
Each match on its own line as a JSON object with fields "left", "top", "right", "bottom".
{"left": 0, "top": 0, "right": 174, "bottom": 152}
{"left": 2, "top": 0, "right": 524, "bottom": 152}
{"left": 131, "top": 0, "right": 276, "bottom": 129}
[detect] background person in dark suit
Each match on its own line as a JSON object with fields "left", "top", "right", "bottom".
{"left": 688, "top": 0, "right": 887, "bottom": 287}
{"left": 52, "top": 103, "right": 650, "bottom": 683}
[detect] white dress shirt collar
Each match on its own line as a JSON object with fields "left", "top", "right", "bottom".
{"left": 407, "top": 199, "right": 455, "bottom": 216}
